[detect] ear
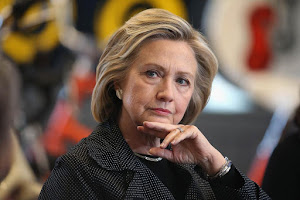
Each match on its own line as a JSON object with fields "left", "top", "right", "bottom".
{"left": 114, "top": 82, "right": 121, "bottom": 90}
{"left": 114, "top": 82, "right": 123, "bottom": 100}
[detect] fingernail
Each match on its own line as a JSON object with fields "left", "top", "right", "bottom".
{"left": 160, "top": 143, "right": 165, "bottom": 148}
{"left": 149, "top": 149, "right": 153, "bottom": 154}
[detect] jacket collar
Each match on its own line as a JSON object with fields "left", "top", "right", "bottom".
{"left": 86, "top": 118, "right": 139, "bottom": 171}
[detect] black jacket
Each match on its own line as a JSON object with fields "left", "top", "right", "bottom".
{"left": 39, "top": 119, "right": 270, "bottom": 199}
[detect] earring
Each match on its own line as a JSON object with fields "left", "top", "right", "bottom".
{"left": 116, "top": 89, "right": 123, "bottom": 100}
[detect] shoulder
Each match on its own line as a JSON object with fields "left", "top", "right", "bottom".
{"left": 271, "top": 131, "right": 300, "bottom": 161}
{"left": 39, "top": 135, "right": 111, "bottom": 199}
{"left": 41, "top": 121, "right": 114, "bottom": 187}
{"left": 39, "top": 145, "right": 100, "bottom": 199}
{"left": 57, "top": 119, "right": 117, "bottom": 171}
{"left": 262, "top": 132, "right": 300, "bottom": 199}
{"left": 39, "top": 120, "right": 131, "bottom": 199}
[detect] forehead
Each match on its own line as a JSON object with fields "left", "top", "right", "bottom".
{"left": 133, "top": 39, "right": 198, "bottom": 75}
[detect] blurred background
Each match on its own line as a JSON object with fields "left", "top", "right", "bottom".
{"left": 0, "top": 0, "right": 299, "bottom": 199}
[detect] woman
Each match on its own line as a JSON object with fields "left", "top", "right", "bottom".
{"left": 39, "top": 9, "right": 270, "bottom": 199}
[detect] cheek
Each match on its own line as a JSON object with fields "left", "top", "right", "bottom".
{"left": 175, "top": 91, "right": 193, "bottom": 115}
{"left": 123, "top": 83, "right": 148, "bottom": 109}
{"left": 176, "top": 98, "right": 190, "bottom": 114}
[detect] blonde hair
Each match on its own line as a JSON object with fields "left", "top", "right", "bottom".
{"left": 91, "top": 8, "right": 218, "bottom": 124}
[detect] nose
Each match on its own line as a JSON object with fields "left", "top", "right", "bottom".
{"left": 156, "top": 78, "right": 174, "bottom": 102}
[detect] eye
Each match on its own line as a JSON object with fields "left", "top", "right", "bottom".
{"left": 176, "top": 78, "right": 190, "bottom": 86}
{"left": 145, "top": 70, "right": 159, "bottom": 78}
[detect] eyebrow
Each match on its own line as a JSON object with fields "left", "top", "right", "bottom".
{"left": 143, "top": 63, "right": 195, "bottom": 80}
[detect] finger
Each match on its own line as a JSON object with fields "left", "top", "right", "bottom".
{"left": 171, "top": 125, "right": 199, "bottom": 145}
{"left": 160, "top": 127, "right": 183, "bottom": 148}
{"left": 137, "top": 126, "right": 167, "bottom": 139}
{"left": 149, "top": 147, "right": 174, "bottom": 161}
{"left": 143, "top": 121, "right": 176, "bottom": 132}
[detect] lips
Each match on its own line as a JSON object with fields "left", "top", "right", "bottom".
{"left": 151, "top": 108, "right": 172, "bottom": 115}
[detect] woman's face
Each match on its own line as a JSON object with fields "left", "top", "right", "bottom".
{"left": 119, "top": 39, "right": 197, "bottom": 127}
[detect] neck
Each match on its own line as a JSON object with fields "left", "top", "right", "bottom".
{"left": 118, "top": 112, "right": 160, "bottom": 155}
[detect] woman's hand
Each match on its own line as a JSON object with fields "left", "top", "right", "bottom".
{"left": 137, "top": 121, "right": 226, "bottom": 176}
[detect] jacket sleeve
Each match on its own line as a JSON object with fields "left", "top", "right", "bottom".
{"left": 207, "top": 165, "right": 271, "bottom": 200}
{"left": 38, "top": 155, "right": 102, "bottom": 200}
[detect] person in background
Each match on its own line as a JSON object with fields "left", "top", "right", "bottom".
{"left": 0, "top": 56, "right": 16, "bottom": 182}
{"left": 39, "top": 8, "right": 270, "bottom": 199}
{"left": 0, "top": 55, "right": 41, "bottom": 200}
{"left": 262, "top": 103, "right": 300, "bottom": 199}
